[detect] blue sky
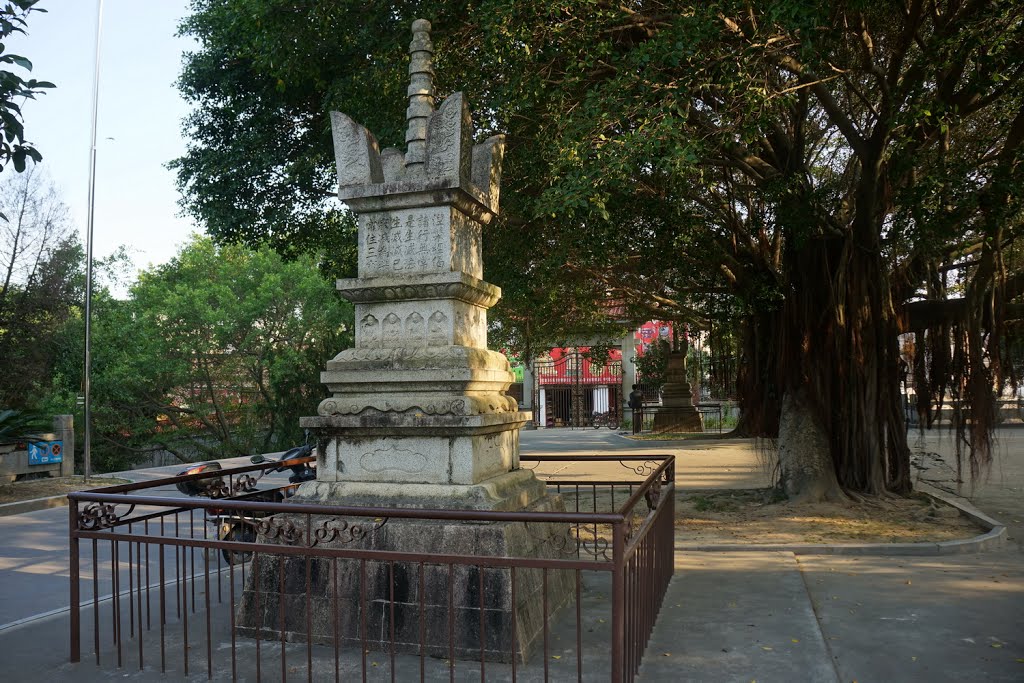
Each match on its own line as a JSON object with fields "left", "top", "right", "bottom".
{"left": 6, "top": 0, "right": 198, "bottom": 274}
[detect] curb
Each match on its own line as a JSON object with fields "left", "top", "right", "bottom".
{"left": 676, "top": 484, "right": 1007, "bottom": 556}
{"left": 0, "top": 494, "right": 69, "bottom": 517}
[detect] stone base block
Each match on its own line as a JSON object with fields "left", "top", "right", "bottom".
{"left": 305, "top": 419, "right": 530, "bottom": 487}
{"left": 293, "top": 468, "right": 547, "bottom": 511}
{"left": 652, "top": 407, "right": 704, "bottom": 433}
{"left": 235, "top": 493, "right": 574, "bottom": 663}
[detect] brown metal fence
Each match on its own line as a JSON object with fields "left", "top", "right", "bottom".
{"left": 68, "top": 454, "right": 675, "bottom": 682}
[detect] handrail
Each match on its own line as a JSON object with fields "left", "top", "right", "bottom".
{"left": 81, "top": 454, "right": 315, "bottom": 494}
{"left": 614, "top": 457, "right": 674, "bottom": 520}
{"left": 68, "top": 491, "right": 629, "bottom": 525}
{"left": 69, "top": 454, "right": 674, "bottom": 525}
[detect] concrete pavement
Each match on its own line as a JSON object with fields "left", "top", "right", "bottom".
{"left": 0, "top": 427, "right": 1020, "bottom": 681}
{"left": 638, "top": 426, "right": 1024, "bottom": 682}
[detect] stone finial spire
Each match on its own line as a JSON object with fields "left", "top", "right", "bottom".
{"left": 405, "top": 19, "right": 435, "bottom": 174}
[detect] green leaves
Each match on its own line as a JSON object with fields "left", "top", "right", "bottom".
{"left": 0, "top": 0, "right": 52, "bottom": 174}
{"left": 96, "top": 236, "right": 353, "bottom": 463}
{"left": 0, "top": 407, "right": 48, "bottom": 444}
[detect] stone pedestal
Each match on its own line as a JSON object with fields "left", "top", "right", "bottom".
{"left": 237, "top": 19, "right": 570, "bottom": 663}
{"left": 236, "top": 504, "right": 573, "bottom": 663}
{"left": 652, "top": 351, "right": 703, "bottom": 433}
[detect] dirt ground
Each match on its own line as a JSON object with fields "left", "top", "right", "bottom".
{"left": 561, "top": 486, "right": 984, "bottom": 545}
{"left": 626, "top": 432, "right": 732, "bottom": 441}
{"left": 0, "top": 476, "right": 129, "bottom": 505}
{"left": 675, "top": 488, "right": 982, "bottom": 544}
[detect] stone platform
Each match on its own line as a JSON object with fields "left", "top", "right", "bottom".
{"left": 235, "top": 495, "right": 575, "bottom": 663}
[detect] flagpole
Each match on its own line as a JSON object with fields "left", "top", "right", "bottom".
{"left": 83, "top": 0, "right": 104, "bottom": 483}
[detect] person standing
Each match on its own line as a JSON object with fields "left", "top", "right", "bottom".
{"left": 628, "top": 384, "right": 644, "bottom": 434}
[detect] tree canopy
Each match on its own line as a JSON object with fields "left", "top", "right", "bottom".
{"left": 43, "top": 236, "right": 354, "bottom": 471}
{"left": 0, "top": 0, "right": 53, "bottom": 178}
{"left": 0, "top": 166, "right": 79, "bottom": 408}
{"left": 174, "top": 1, "right": 1024, "bottom": 498}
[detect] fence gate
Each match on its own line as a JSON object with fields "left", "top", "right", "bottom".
{"left": 534, "top": 348, "right": 622, "bottom": 428}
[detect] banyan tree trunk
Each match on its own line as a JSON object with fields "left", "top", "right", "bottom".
{"left": 777, "top": 226, "right": 912, "bottom": 499}
{"left": 735, "top": 309, "right": 781, "bottom": 438}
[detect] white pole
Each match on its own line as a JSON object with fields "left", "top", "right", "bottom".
{"left": 83, "top": 0, "right": 104, "bottom": 483}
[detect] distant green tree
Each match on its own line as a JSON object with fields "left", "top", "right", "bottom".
{"left": 0, "top": 167, "right": 79, "bottom": 408}
{"left": 0, "top": 1, "right": 53, "bottom": 180}
{"left": 45, "top": 236, "right": 354, "bottom": 471}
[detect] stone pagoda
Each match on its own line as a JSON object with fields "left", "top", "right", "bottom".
{"left": 239, "top": 19, "right": 570, "bottom": 662}
{"left": 295, "top": 18, "right": 545, "bottom": 512}
{"left": 652, "top": 345, "right": 703, "bottom": 433}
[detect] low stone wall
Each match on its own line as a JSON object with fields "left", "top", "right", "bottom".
{"left": 0, "top": 415, "right": 74, "bottom": 482}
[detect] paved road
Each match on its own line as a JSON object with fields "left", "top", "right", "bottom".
{"left": 0, "top": 455, "right": 290, "bottom": 629}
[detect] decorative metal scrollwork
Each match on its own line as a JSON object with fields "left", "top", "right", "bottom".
{"left": 620, "top": 460, "right": 660, "bottom": 476}
{"left": 526, "top": 522, "right": 613, "bottom": 562}
{"left": 310, "top": 517, "right": 386, "bottom": 546}
{"left": 204, "top": 479, "right": 230, "bottom": 499}
{"left": 79, "top": 502, "right": 136, "bottom": 530}
{"left": 202, "top": 473, "right": 264, "bottom": 499}
{"left": 231, "top": 474, "right": 260, "bottom": 496}
{"left": 256, "top": 517, "right": 304, "bottom": 545}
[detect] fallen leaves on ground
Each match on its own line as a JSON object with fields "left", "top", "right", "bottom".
{"left": 670, "top": 488, "right": 982, "bottom": 545}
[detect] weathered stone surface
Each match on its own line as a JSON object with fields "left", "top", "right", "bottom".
{"left": 652, "top": 407, "right": 704, "bottom": 433}
{"left": 426, "top": 91, "right": 473, "bottom": 186}
{"left": 294, "top": 468, "right": 545, "bottom": 510}
{"left": 330, "top": 112, "right": 384, "bottom": 188}
{"left": 380, "top": 147, "right": 406, "bottom": 182}
{"left": 337, "top": 271, "right": 501, "bottom": 307}
{"left": 312, "top": 433, "right": 522, "bottom": 490}
{"left": 236, "top": 498, "right": 575, "bottom": 663}
{"left": 353, "top": 205, "right": 483, "bottom": 279}
{"left": 404, "top": 19, "right": 434, "bottom": 173}
{"left": 472, "top": 135, "right": 505, "bottom": 214}
{"left": 351, "top": 301, "right": 487, "bottom": 348}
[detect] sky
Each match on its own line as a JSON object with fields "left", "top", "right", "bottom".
{"left": 5, "top": 0, "right": 198, "bottom": 277}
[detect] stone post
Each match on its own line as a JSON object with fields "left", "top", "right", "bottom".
{"left": 652, "top": 347, "right": 703, "bottom": 433}
{"left": 522, "top": 359, "right": 537, "bottom": 429}
{"left": 55, "top": 415, "right": 74, "bottom": 477}
{"left": 239, "top": 20, "right": 571, "bottom": 663}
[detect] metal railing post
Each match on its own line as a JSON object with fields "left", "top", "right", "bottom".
{"left": 69, "top": 497, "right": 81, "bottom": 663}
{"left": 611, "top": 518, "right": 625, "bottom": 682}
